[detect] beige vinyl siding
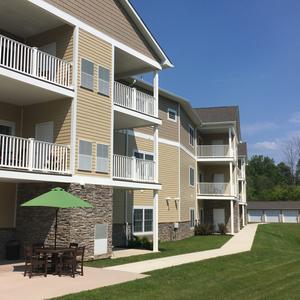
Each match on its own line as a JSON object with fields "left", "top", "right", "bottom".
{"left": 128, "top": 135, "right": 153, "bottom": 156}
{"left": 45, "top": 0, "right": 158, "bottom": 61}
{"left": 133, "top": 190, "right": 153, "bottom": 207}
{"left": 134, "top": 127, "right": 154, "bottom": 136}
{"left": 158, "top": 143, "right": 179, "bottom": 222}
{"left": 158, "top": 97, "right": 179, "bottom": 141}
{"left": 199, "top": 133, "right": 229, "bottom": 145}
{"left": 22, "top": 99, "right": 72, "bottom": 145}
{"left": 0, "top": 183, "right": 16, "bottom": 228}
{"left": 180, "top": 107, "right": 196, "bottom": 153}
{"left": 0, "top": 102, "right": 22, "bottom": 136}
{"left": 75, "top": 29, "right": 112, "bottom": 176}
{"left": 27, "top": 25, "right": 73, "bottom": 62}
{"left": 180, "top": 149, "right": 196, "bottom": 222}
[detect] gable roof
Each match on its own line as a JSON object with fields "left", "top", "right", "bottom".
{"left": 194, "top": 106, "right": 241, "bottom": 140}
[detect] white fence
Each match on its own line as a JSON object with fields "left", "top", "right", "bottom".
{"left": 0, "top": 34, "right": 73, "bottom": 88}
{"left": 197, "top": 145, "right": 230, "bottom": 157}
{"left": 113, "top": 154, "right": 155, "bottom": 182}
{"left": 197, "top": 182, "right": 230, "bottom": 195}
{"left": 0, "top": 134, "right": 70, "bottom": 174}
{"left": 114, "top": 81, "right": 156, "bottom": 117}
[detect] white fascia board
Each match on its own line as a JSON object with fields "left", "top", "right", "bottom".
{"left": 114, "top": 104, "right": 162, "bottom": 126}
{"left": 113, "top": 179, "right": 162, "bottom": 190}
{"left": 119, "top": 0, "right": 173, "bottom": 68}
{"left": 28, "top": 0, "right": 162, "bottom": 70}
{"left": 0, "top": 67, "right": 74, "bottom": 98}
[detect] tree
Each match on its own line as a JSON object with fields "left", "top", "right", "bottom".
{"left": 277, "top": 162, "right": 293, "bottom": 185}
{"left": 282, "top": 138, "right": 299, "bottom": 184}
{"left": 296, "top": 159, "right": 300, "bottom": 185}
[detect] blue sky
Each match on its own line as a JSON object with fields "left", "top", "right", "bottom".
{"left": 131, "top": 0, "right": 300, "bottom": 163}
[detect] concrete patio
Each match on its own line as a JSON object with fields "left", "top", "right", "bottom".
{"left": 0, "top": 261, "right": 147, "bottom": 300}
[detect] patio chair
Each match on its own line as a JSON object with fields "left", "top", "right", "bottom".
{"left": 75, "top": 246, "right": 85, "bottom": 276}
{"left": 24, "top": 246, "right": 48, "bottom": 278}
{"left": 58, "top": 250, "right": 76, "bottom": 278}
{"left": 32, "top": 242, "right": 44, "bottom": 254}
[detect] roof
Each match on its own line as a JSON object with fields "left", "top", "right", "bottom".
{"left": 194, "top": 106, "right": 241, "bottom": 140}
{"left": 120, "top": 0, "right": 173, "bottom": 69}
{"left": 248, "top": 201, "right": 300, "bottom": 210}
{"left": 238, "top": 142, "right": 247, "bottom": 158}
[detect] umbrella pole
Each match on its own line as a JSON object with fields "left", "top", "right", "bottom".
{"left": 54, "top": 208, "right": 58, "bottom": 249}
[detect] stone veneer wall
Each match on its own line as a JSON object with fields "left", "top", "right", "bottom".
{"left": 16, "top": 182, "right": 113, "bottom": 260}
{"left": 0, "top": 229, "right": 16, "bottom": 259}
{"left": 159, "top": 221, "right": 193, "bottom": 241}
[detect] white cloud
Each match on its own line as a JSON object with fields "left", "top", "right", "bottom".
{"left": 242, "top": 122, "right": 278, "bottom": 136}
{"left": 253, "top": 141, "right": 281, "bottom": 151}
{"left": 289, "top": 112, "right": 300, "bottom": 124}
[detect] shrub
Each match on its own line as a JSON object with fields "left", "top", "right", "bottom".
{"left": 195, "top": 224, "right": 214, "bottom": 235}
{"left": 218, "top": 223, "right": 227, "bottom": 235}
{"left": 128, "top": 235, "right": 153, "bottom": 250}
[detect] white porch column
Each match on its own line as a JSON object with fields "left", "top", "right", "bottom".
{"left": 228, "top": 127, "right": 232, "bottom": 156}
{"left": 230, "top": 200, "right": 234, "bottom": 235}
{"left": 153, "top": 190, "right": 159, "bottom": 252}
{"left": 153, "top": 125, "right": 159, "bottom": 183}
{"left": 153, "top": 71, "right": 159, "bottom": 117}
{"left": 229, "top": 162, "right": 233, "bottom": 195}
{"left": 242, "top": 204, "right": 245, "bottom": 227}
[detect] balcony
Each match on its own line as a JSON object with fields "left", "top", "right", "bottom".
{"left": 113, "top": 82, "right": 161, "bottom": 129}
{"left": 0, "top": 34, "right": 73, "bottom": 90}
{"left": 197, "top": 144, "right": 234, "bottom": 162}
{"left": 113, "top": 154, "right": 155, "bottom": 182}
{"left": 0, "top": 134, "right": 70, "bottom": 175}
{"left": 197, "top": 182, "right": 232, "bottom": 198}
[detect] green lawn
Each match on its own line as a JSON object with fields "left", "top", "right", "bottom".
{"left": 57, "top": 224, "right": 300, "bottom": 300}
{"left": 85, "top": 234, "right": 231, "bottom": 268}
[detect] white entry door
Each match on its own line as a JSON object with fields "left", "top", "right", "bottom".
{"left": 213, "top": 208, "right": 225, "bottom": 230}
{"left": 35, "top": 122, "right": 54, "bottom": 143}
{"left": 212, "top": 139, "right": 223, "bottom": 156}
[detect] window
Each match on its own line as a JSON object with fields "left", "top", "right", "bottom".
{"left": 78, "top": 140, "right": 92, "bottom": 171}
{"left": 0, "top": 120, "right": 15, "bottom": 135}
{"left": 189, "top": 166, "right": 195, "bottom": 187}
{"left": 189, "top": 125, "right": 195, "bottom": 146}
{"left": 98, "top": 66, "right": 110, "bottom": 96}
{"left": 190, "top": 208, "right": 195, "bottom": 228}
{"left": 133, "top": 151, "right": 154, "bottom": 161}
{"left": 81, "top": 58, "right": 94, "bottom": 90}
{"left": 167, "top": 108, "right": 177, "bottom": 122}
{"left": 96, "top": 144, "right": 109, "bottom": 173}
{"left": 133, "top": 207, "right": 153, "bottom": 234}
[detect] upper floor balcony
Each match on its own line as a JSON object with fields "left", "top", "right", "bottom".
{"left": 0, "top": 133, "right": 70, "bottom": 176}
{"left": 113, "top": 154, "right": 156, "bottom": 183}
{"left": 197, "top": 144, "right": 235, "bottom": 162}
{"left": 0, "top": 34, "right": 73, "bottom": 90}
{"left": 113, "top": 81, "right": 161, "bottom": 130}
{"left": 197, "top": 182, "right": 236, "bottom": 200}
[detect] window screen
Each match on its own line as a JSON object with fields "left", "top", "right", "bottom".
{"left": 144, "top": 209, "right": 153, "bottom": 232}
{"left": 190, "top": 209, "right": 195, "bottom": 228}
{"left": 98, "top": 66, "right": 110, "bottom": 96}
{"left": 81, "top": 59, "right": 94, "bottom": 90}
{"left": 96, "top": 144, "right": 109, "bottom": 173}
{"left": 168, "top": 108, "right": 177, "bottom": 121}
{"left": 133, "top": 209, "right": 143, "bottom": 233}
{"left": 189, "top": 126, "right": 194, "bottom": 146}
{"left": 190, "top": 167, "right": 195, "bottom": 186}
{"left": 78, "top": 140, "right": 92, "bottom": 171}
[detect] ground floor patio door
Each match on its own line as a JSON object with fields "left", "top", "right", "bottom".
{"left": 213, "top": 208, "right": 225, "bottom": 230}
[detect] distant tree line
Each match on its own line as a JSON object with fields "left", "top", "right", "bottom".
{"left": 247, "top": 137, "right": 300, "bottom": 201}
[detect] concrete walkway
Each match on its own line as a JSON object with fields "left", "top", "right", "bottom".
{"left": 0, "top": 263, "right": 146, "bottom": 300}
{"left": 112, "top": 248, "right": 152, "bottom": 259}
{"left": 106, "top": 223, "right": 258, "bottom": 274}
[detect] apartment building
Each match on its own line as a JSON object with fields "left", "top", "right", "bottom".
{"left": 0, "top": 0, "right": 247, "bottom": 260}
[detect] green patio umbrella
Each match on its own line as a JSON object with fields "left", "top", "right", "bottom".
{"left": 21, "top": 187, "right": 93, "bottom": 248}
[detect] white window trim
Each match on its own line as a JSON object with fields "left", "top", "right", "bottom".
{"left": 189, "top": 166, "right": 195, "bottom": 187}
{"left": 167, "top": 108, "right": 177, "bottom": 122}
{"left": 0, "top": 120, "right": 16, "bottom": 135}
{"left": 78, "top": 139, "right": 93, "bottom": 172}
{"left": 80, "top": 58, "right": 94, "bottom": 91}
{"left": 132, "top": 206, "right": 153, "bottom": 235}
{"left": 189, "top": 124, "right": 195, "bottom": 147}
{"left": 189, "top": 208, "right": 195, "bottom": 229}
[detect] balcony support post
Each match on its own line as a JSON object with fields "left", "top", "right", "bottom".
{"left": 132, "top": 88, "right": 137, "bottom": 111}
{"left": 153, "top": 125, "right": 159, "bottom": 183}
{"left": 31, "top": 47, "right": 38, "bottom": 76}
{"left": 230, "top": 200, "right": 234, "bottom": 235}
{"left": 242, "top": 204, "right": 245, "bottom": 227}
{"left": 28, "top": 138, "right": 35, "bottom": 171}
{"left": 228, "top": 127, "right": 232, "bottom": 157}
{"left": 153, "top": 71, "right": 159, "bottom": 117}
{"left": 153, "top": 189, "right": 159, "bottom": 252}
{"left": 229, "top": 162, "right": 233, "bottom": 195}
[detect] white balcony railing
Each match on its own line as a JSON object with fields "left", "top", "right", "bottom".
{"left": 197, "top": 145, "right": 230, "bottom": 157}
{"left": 0, "top": 134, "right": 70, "bottom": 174}
{"left": 197, "top": 182, "right": 231, "bottom": 195}
{"left": 0, "top": 34, "right": 73, "bottom": 89}
{"left": 114, "top": 81, "right": 156, "bottom": 117}
{"left": 113, "top": 154, "right": 155, "bottom": 182}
